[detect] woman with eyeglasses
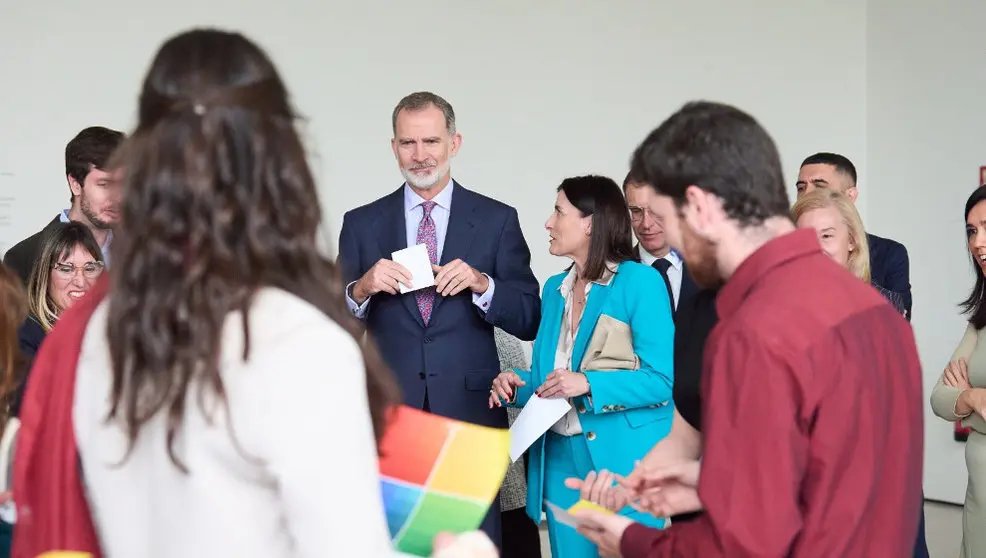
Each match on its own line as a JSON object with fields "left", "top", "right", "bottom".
{"left": 18, "top": 222, "right": 104, "bottom": 364}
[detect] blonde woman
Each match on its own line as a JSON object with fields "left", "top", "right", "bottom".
{"left": 791, "top": 188, "right": 906, "bottom": 315}
{"left": 18, "top": 222, "right": 104, "bottom": 361}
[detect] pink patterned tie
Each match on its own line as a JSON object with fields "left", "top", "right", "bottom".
{"left": 415, "top": 201, "right": 438, "bottom": 324}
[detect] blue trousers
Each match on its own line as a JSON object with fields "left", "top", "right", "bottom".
{"left": 542, "top": 432, "right": 663, "bottom": 557}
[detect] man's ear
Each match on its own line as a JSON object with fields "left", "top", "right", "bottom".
{"left": 682, "top": 185, "right": 727, "bottom": 241}
{"left": 68, "top": 175, "right": 83, "bottom": 197}
{"left": 845, "top": 185, "right": 858, "bottom": 203}
{"left": 449, "top": 133, "right": 462, "bottom": 157}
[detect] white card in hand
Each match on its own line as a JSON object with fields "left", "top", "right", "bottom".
{"left": 391, "top": 243, "right": 436, "bottom": 294}
{"left": 508, "top": 396, "right": 571, "bottom": 462}
{"left": 544, "top": 500, "right": 578, "bottom": 528}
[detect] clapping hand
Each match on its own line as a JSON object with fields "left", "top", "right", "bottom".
{"left": 621, "top": 460, "right": 703, "bottom": 518}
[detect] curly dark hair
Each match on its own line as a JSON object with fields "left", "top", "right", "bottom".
{"left": 106, "top": 28, "right": 399, "bottom": 471}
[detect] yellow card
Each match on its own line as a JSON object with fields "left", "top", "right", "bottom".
{"left": 568, "top": 499, "right": 614, "bottom": 515}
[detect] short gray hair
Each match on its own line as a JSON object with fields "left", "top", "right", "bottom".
{"left": 391, "top": 91, "right": 456, "bottom": 136}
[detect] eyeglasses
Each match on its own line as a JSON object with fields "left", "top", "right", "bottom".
{"left": 53, "top": 261, "right": 104, "bottom": 279}
{"left": 628, "top": 206, "right": 662, "bottom": 224}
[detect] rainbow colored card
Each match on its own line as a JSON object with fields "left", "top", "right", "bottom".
{"left": 379, "top": 405, "right": 510, "bottom": 556}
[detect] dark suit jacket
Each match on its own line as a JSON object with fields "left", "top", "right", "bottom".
{"left": 13, "top": 316, "right": 47, "bottom": 417}
{"left": 337, "top": 182, "right": 541, "bottom": 430}
{"left": 867, "top": 232, "right": 911, "bottom": 320}
{"left": 2, "top": 217, "right": 64, "bottom": 286}
{"left": 669, "top": 287, "right": 718, "bottom": 525}
{"left": 632, "top": 245, "right": 699, "bottom": 311}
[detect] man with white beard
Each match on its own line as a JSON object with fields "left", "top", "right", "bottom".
{"left": 337, "top": 92, "right": 541, "bottom": 549}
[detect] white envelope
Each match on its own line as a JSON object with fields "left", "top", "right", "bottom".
{"left": 508, "top": 395, "right": 571, "bottom": 462}
{"left": 391, "top": 243, "right": 436, "bottom": 294}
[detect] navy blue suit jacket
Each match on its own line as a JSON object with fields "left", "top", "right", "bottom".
{"left": 867, "top": 232, "right": 911, "bottom": 320}
{"left": 338, "top": 183, "right": 541, "bottom": 429}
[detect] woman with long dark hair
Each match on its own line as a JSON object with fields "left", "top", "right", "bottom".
{"left": 931, "top": 184, "right": 986, "bottom": 558}
{"left": 489, "top": 175, "right": 674, "bottom": 557}
{"left": 71, "top": 29, "right": 404, "bottom": 556}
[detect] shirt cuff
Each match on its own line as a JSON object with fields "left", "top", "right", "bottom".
{"left": 620, "top": 522, "right": 665, "bottom": 557}
{"left": 345, "top": 281, "right": 370, "bottom": 319}
{"left": 472, "top": 275, "right": 495, "bottom": 313}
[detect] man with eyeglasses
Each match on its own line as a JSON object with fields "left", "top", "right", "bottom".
{"left": 623, "top": 171, "right": 698, "bottom": 318}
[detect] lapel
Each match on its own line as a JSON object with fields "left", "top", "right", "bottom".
{"left": 377, "top": 186, "right": 425, "bottom": 328}
{"left": 571, "top": 267, "right": 617, "bottom": 370}
{"left": 539, "top": 285, "right": 565, "bottom": 382}
{"left": 432, "top": 182, "right": 478, "bottom": 317}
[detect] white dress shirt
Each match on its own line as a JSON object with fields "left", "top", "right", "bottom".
{"left": 637, "top": 248, "right": 683, "bottom": 309}
{"left": 73, "top": 288, "right": 394, "bottom": 557}
{"left": 346, "top": 182, "right": 495, "bottom": 318}
{"left": 549, "top": 264, "right": 616, "bottom": 436}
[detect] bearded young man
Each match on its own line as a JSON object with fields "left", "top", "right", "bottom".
{"left": 572, "top": 101, "right": 924, "bottom": 557}
{"left": 3, "top": 127, "right": 125, "bottom": 285}
{"left": 336, "top": 91, "right": 541, "bottom": 548}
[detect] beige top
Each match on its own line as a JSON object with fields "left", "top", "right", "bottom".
{"left": 550, "top": 264, "right": 616, "bottom": 436}
{"left": 931, "top": 323, "right": 986, "bottom": 435}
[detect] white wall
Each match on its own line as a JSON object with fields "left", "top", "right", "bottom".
{"left": 866, "top": 0, "right": 986, "bottom": 504}
{"left": 30, "top": 0, "right": 986, "bottom": 499}
{"left": 0, "top": 0, "right": 866, "bottom": 281}
{"left": 9, "top": 0, "right": 980, "bottom": 505}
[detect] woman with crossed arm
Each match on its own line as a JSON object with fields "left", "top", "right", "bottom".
{"left": 930, "top": 185, "right": 986, "bottom": 558}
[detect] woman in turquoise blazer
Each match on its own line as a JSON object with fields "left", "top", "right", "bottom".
{"left": 489, "top": 175, "right": 675, "bottom": 557}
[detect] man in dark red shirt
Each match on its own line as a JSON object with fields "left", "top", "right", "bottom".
{"left": 573, "top": 101, "right": 923, "bottom": 557}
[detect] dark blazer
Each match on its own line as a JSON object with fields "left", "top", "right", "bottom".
{"left": 669, "top": 287, "right": 718, "bottom": 525}
{"left": 13, "top": 316, "right": 47, "bottom": 417}
{"left": 867, "top": 232, "right": 911, "bottom": 320}
{"left": 2, "top": 217, "right": 64, "bottom": 286}
{"left": 337, "top": 182, "right": 541, "bottom": 430}
{"left": 632, "top": 245, "right": 699, "bottom": 310}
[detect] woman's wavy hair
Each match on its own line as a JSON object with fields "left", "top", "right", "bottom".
{"left": 27, "top": 222, "right": 104, "bottom": 331}
{"left": 106, "top": 28, "right": 399, "bottom": 471}
{"left": 791, "top": 188, "right": 872, "bottom": 282}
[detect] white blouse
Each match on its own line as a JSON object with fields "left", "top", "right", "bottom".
{"left": 73, "top": 288, "right": 393, "bottom": 557}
